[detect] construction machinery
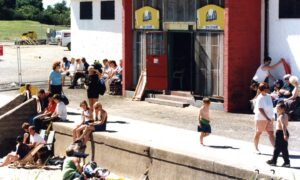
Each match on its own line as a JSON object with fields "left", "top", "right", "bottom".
{"left": 15, "top": 31, "right": 46, "bottom": 45}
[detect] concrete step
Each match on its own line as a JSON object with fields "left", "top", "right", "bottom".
{"left": 169, "top": 91, "right": 193, "bottom": 98}
{"left": 145, "top": 98, "right": 189, "bottom": 108}
{"left": 154, "top": 94, "right": 193, "bottom": 104}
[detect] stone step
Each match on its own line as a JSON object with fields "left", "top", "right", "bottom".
{"left": 145, "top": 98, "right": 189, "bottom": 108}
{"left": 169, "top": 91, "right": 193, "bottom": 98}
{"left": 154, "top": 94, "right": 193, "bottom": 104}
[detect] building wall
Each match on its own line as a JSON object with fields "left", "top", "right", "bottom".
{"left": 70, "top": 0, "right": 122, "bottom": 63}
{"left": 224, "top": 0, "right": 261, "bottom": 112}
{"left": 269, "top": 0, "right": 300, "bottom": 79}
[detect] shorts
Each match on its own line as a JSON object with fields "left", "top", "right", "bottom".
{"left": 255, "top": 120, "right": 274, "bottom": 133}
{"left": 87, "top": 90, "right": 99, "bottom": 99}
{"left": 94, "top": 123, "right": 106, "bottom": 132}
{"left": 50, "top": 85, "right": 62, "bottom": 95}
{"left": 197, "top": 122, "right": 211, "bottom": 133}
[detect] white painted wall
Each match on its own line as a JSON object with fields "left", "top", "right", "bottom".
{"left": 70, "top": 0, "right": 122, "bottom": 64}
{"left": 269, "top": 0, "right": 300, "bottom": 79}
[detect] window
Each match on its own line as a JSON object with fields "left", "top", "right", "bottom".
{"left": 279, "top": 0, "right": 300, "bottom": 18}
{"left": 163, "top": 0, "right": 196, "bottom": 22}
{"left": 80, "top": 1, "right": 93, "bottom": 19}
{"left": 101, "top": 1, "right": 115, "bottom": 20}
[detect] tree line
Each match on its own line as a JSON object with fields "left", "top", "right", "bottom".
{"left": 0, "top": 0, "right": 70, "bottom": 26}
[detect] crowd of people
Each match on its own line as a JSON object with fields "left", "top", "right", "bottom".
{"left": 249, "top": 56, "right": 300, "bottom": 167}
{"left": 0, "top": 57, "right": 121, "bottom": 179}
{"left": 197, "top": 56, "right": 298, "bottom": 168}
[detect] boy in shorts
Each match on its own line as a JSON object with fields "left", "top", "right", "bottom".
{"left": 197, "top": 98, "right": 211, "bottom": 145}
{"left": 267, "top": 103, "right": 290, "bottom": 167}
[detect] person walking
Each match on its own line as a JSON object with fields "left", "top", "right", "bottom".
{"left": 266, "top": 103, "right": 290, "bottom": 167}
{"left": 253, "top": 83, "right": 275, "bottom": 154}
{"left": 197, "top": 98, "right": 211, "bottom": 146}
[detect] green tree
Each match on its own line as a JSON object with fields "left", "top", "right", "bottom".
{"left": 0, "top": 0, "right": 16, "bottom": 19}
{"left": 16, "top": 0, "right": 43, "bottom": 11}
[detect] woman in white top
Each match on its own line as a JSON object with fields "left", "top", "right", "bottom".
{"left": 284, "top": 76, "right": 300, "bottom": 116}
{"left": 250, "top": 57, "right": 283, "bottom": 99}
{"left": 72, "top": 100, "right": 93, "bottom": 141}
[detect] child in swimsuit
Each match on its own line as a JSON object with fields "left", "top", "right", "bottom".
{"left": 197, "top": 98, "right": 211, "bottom": 145}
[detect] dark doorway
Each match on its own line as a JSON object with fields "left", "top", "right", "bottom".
{"left": 168, "top": 32, "right": 193, "bottom": 91}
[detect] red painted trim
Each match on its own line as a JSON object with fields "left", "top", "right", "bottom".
{"left": 122, "top": 0, "right": 133, "bottom": 95}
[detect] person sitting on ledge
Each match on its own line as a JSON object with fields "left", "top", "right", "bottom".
{"left": 80, "top": 102, "right": 107, "bottom": 145}
{"left": 27, "top": 126, "right": 45, "bottom": 149}
{"left": 45, "top": 94, "right": 67, "bottom": 122}
{"left": 284, "top": 76, "right": 300, "bottom": 115}
{"left": 21, "top": 122, "right": 30, "bottom": 144}
{"left": 72, "top": 100, "right": 93, "bottom": 142}
{"left": 0, "top": 136, "right": 30, "bottom": 167}
{"left": 37, "top": 89, "right": 49, "bottom": 112}
{"left": 32, "top": 93, "right": 57, "bottom": 133}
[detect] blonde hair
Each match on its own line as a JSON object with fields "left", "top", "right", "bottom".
{"left": 93, "top": 102, "right": 102, "bottom": 109}
{"left": 289, "top": 76, "right": 299, "bottom": 86}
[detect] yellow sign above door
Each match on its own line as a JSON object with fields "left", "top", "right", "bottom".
{"left": 197, "top": 5, "right": 224, "bottom": 30}
{"left": 135, "top": 6, "right": 160, "bottom": 30}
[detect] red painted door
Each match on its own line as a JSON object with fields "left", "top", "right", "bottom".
{"left": 146, "top": 32, "right": 168, "bottom": 90}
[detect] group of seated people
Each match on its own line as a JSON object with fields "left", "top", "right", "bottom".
{"left": 60, "top": 57, "right": 123, "bottom": 95}
{"left": 0, "top": 123, "right": 46, "bottom": 167}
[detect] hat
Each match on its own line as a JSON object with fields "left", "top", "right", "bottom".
{"left": 283, "top": 74, "right": 291, "bottom": 80}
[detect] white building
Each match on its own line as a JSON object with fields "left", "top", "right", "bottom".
{"left": 70, "top": 0, "right": 122, "bottom": 63}
{"left": 268, "top": 0, "right": 300, "bottom": 79}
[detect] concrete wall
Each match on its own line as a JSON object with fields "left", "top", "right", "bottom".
{"left": 70, "top": 0, "right": 122, "bottom": 63}
{"left": 268, "top": 0, "right": 300, "bottom": 79}
{"left": 0, "top": 98, "right": 37, "bottom": 157}
{"left": 0, "top": 94, "right": 26, "bottom": 116}
{"left": 53, "top": 124, "right": 270, "bottom": 180}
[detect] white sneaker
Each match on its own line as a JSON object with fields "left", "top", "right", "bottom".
{"left": 255, "top": 149, "right": 261, "bottom": 155}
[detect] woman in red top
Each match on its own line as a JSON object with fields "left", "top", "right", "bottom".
{"left": 32, "top": 93, "right": 57, "bottom": 133}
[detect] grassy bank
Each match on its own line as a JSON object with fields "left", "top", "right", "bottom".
{"left": 0, "top": 20, "right": 69, "bottom": 41}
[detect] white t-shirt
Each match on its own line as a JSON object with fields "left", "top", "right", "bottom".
{"left": 253, "top": 65, "right": 269, "bottom": 83}
{"left": 30, "top": 133, "right": 45, "bottom": 145}
{"left": 254, "top": 94, "right": 274, "bottom": 120}
{"left": 56, "top": 101, "right": 67, "bottom": 120}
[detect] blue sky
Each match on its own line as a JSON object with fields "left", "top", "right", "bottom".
{"left": 43, "top": 0, "right": 70, "bottom": 8}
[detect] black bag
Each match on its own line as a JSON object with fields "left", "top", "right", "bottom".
{"left": 98, "top": 79, "right": 106, "bottom": 96}
{"left": 60, "top": 94, "right": 69, "bottom": 105}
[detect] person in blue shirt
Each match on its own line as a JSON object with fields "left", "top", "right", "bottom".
{"left": 48, "top": 61, "right": 63, "bottom": 95}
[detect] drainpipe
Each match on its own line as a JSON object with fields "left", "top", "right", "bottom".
{"left": 264, "top": 0, "right": 269, "bottom": 57}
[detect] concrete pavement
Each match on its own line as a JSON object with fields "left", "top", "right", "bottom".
{"left": 54, "top": 108, "right": 300, "bottom": 179}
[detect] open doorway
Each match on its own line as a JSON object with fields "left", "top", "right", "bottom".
{"left": 168, "top": 32, "right": 193, "bottom": 91}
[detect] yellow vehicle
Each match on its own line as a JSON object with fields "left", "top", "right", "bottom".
{"left": 21, "top": 31, "right": 37, "bottom": 40}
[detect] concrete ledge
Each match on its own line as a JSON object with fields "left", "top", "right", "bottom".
{"left": 0, "top": 94, "right": 26, "bottom": 116}
{"left": 52, "top": 115, "right": 283, "bottom": 180}
{"left": 0, "top": 98, "right": 37, "bottom": 156}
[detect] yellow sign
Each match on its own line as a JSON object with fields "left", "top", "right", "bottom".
{"left": 135, "top": 6, "right": 159, "bottom": 30}
{"left": 197, "top": 5, "right": 224, "bottom": 30}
